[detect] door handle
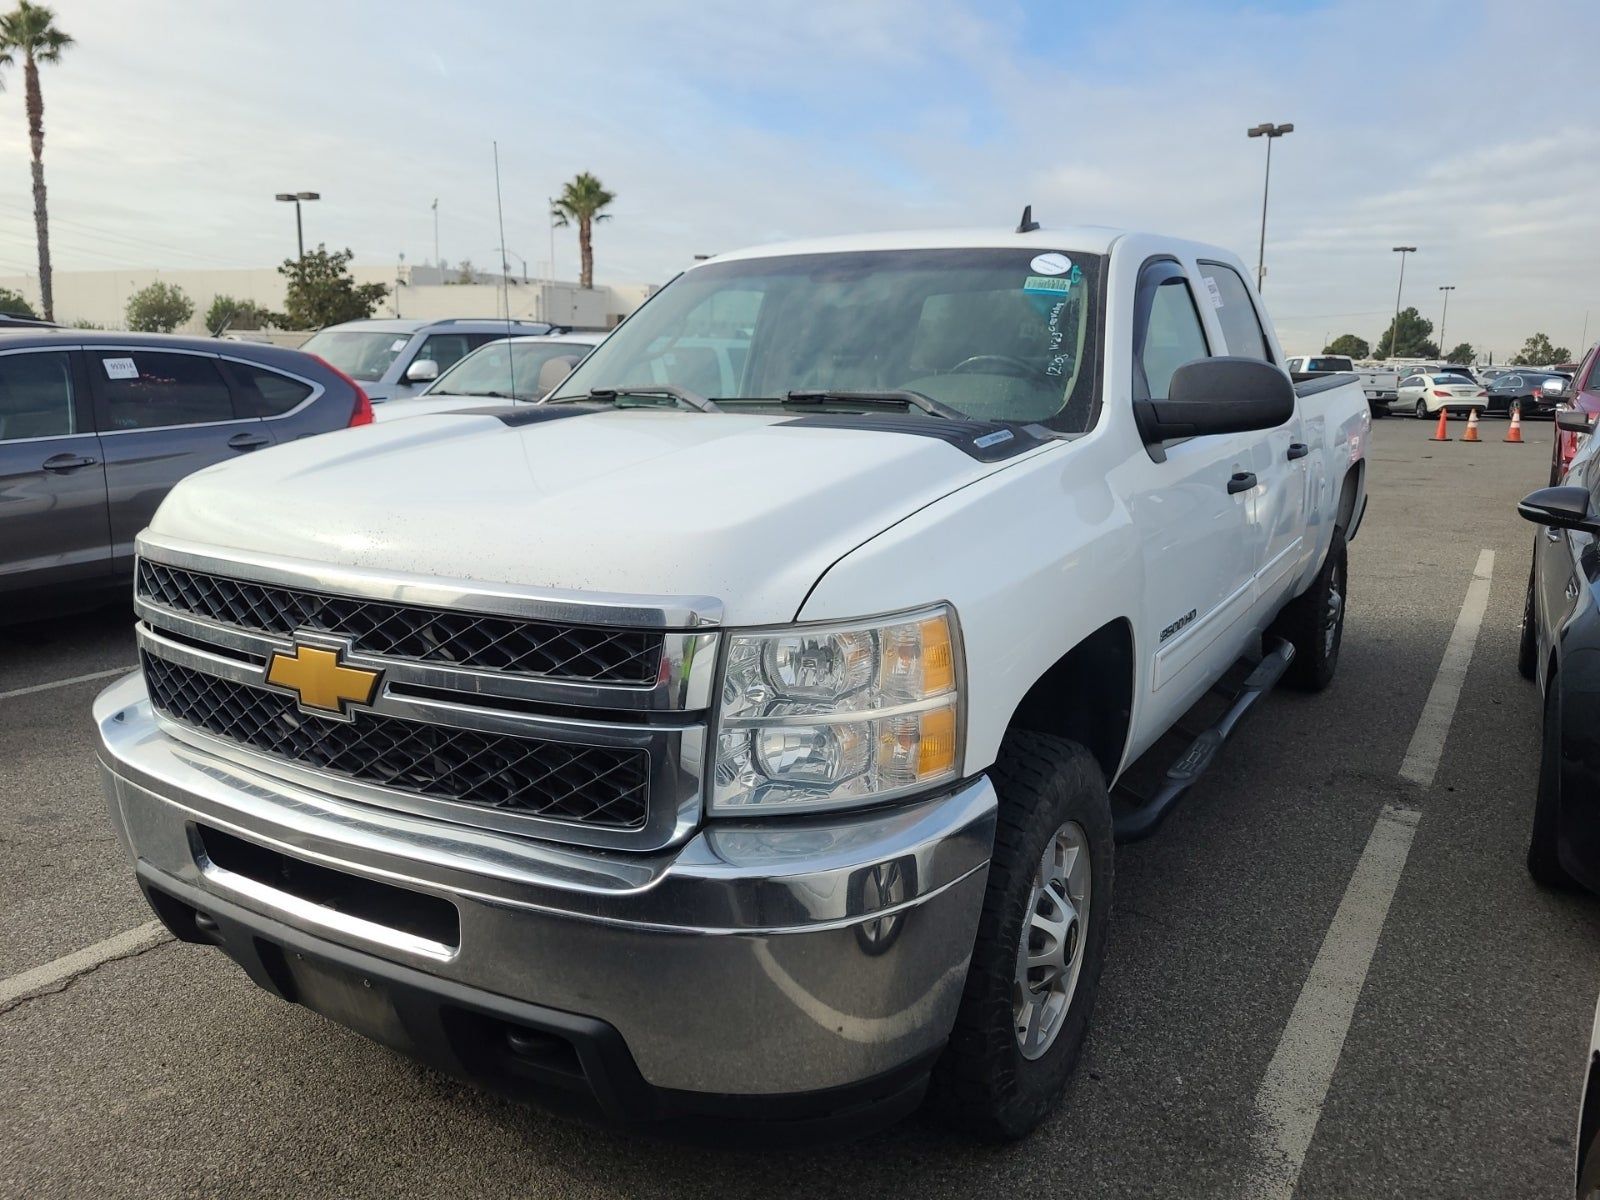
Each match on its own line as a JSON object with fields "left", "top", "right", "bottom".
{"left": 41, "top": 452, "right": 98, "bottom": 472}
{"left": 1287, "top": 443, "right": 1309, "bottom": 460}
{"left": 227, "top": 432, "right": 271, "bottom": 451}
{"left": 1227, "top": 471, "right": 1257, "bottom": 494}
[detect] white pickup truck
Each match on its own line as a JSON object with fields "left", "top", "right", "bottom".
{"left": 1285, "top": 354, "right": 1395, "bottom": 416}
{"left": 94, "top": 223, "right": 1369, "bottom": 1141}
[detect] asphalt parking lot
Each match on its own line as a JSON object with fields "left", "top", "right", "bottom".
{"left": 3, "top": 413, "right": 1596, "bottom": 1199}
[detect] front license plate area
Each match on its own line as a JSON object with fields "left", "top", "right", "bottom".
{"left": 285, "top": 952, "right": 410, "bottom": 1051}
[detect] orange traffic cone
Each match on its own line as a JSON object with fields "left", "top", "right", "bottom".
{"left": 1430, "top": 409, "right": 1451, "bottom": 441}
{"left": 1462, "top": 408, "right": 1481, "bottom": 442}
{"left": 1505, "top": 406, "right": 1524, "bottom": 444}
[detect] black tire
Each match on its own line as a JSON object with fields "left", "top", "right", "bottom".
{"left": 1529, "top": 679, "right": 1577, "bottom": 888}
{"left": 1273, "top": 525, "right": 1347, "bottom": 691}
{"left": 929, "top": 731, "right": 1113, "bottom": 1141}
{"left": 1518, "top": 566, "right": 1539, "bottom": 681}
{"left": 1415, "top": 400, "right": 1428, "bottom": 419}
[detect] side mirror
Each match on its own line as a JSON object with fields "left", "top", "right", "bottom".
{"left": 405, "top": 359, "right": 439, "bottom": 384}
{"left": 1542, "top": 377, "right": 1569, "bottom": 398}
{"left": 1555, "top": 409, "right": 1593, "bottom": 434}
{"left": 1518, "top": 485, "right": 1600, "bottom": 533}
{"left": 1133, "top": 356, "right": 1295, "bottom": 445}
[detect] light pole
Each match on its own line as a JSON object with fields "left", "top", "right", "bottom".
{"left": 274, "top": 191, "right": 320, "bottom": 261}
{"left": 498, "top": 247, "right": 528, "bottom": 283}
{"left": 1389, "top": 246, "right": 1417, "bottom": 360}
{"left": 1437, "top": 285, "right": 1456, "bottom": 359}
{"left": 431, "top": 198, "right": 439, "bottom": 268}
{"left": 1247, "top": 122, "right": 1294, "bottom": 291}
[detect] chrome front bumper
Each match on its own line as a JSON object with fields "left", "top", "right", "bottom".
{"left": 95, "top": 672, "right": 996, "bottom": 1101}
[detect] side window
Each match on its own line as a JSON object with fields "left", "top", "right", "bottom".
{"left": 224, "top": 360, "right": 314, "bottom": 417}
{"left": 414, "top": 334, "right": 473, "bottom": 372}
{"left": 1135, "top": 276, "right": 1210, "bottom": 400}
{"left": 1198, "top": 262, "right": 1272, "bottom": 363}
{"left": 0, "top": 351, "right": 76, "bottom": 441}
{"left": 1585, "top": 352, "right": 1600, "bottom": 393}
{"left": 94, "top": 351, "right": 235, "bottom": 431}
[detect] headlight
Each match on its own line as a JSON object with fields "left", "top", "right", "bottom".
{"left": 710, "top": 605, "right": 963, "bottom": 815}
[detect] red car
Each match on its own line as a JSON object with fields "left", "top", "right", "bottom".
{"left": 1552, "top": 343, "right": 1600, "bottom": 482}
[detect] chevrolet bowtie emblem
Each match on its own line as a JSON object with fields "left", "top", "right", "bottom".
{"left": 265, "top": 642, "right": 380, "bottom": 718}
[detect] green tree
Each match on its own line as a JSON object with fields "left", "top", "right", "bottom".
{"left": 454, "top": 259, "right": 475, "bottom": 284}
{"left": 1444, "top": 342, "right": 1475, "bottom": 365}
{"left": 1324, "top": 333, "right": 1369, "bottom": 359}
{"left": 551, "top": 172, "right": 615, "bottom": 289}
{"left": 125, "top": 281, "right": 194, "bottom": 332}
{"left": 275, "top": 245, "right": 387, "bottom": 329}
{"left": 205, "top": 293, "right": 271, "bottom": 335}
{"left": 0, "top": 2, "right": 72, "bottom": 321}
{"left": 0, "top": 284, "right": 37, "bottom": 317}
{"left": 1373, "top": 307, "right": 1436, "bottom": 359}
{"left": 1511, "top": 332, "right": 1571, "bottom": 366}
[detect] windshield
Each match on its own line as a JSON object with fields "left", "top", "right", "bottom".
{"left": 299, "top": 330, "right": 411, "bottom": 382}
{"left": 555, "top": 248, "right": 1104, "bottom": 429}
{"left": 429, "top": 340, "right": 595, "bottom": 401}
{"left": 1306, "top": 357, "right": 1352, "bottom": 372}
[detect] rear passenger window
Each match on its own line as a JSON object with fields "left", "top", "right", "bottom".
{"left": 95, "top": 351, "right": 235, "bottom": 430}
{"left": 225, "top": 361, "right": 314, "bottom": 417}
{"left": 1138, "top": 279, "right": 1210, "bottom": 400}
{"left": 0, "top": 351, "right": 75, "bottom": 441}
{"left": 1198, "top": 263, "right": 1272, "bottom": 363}
{"left": 414, "top": 334, "right": 474, "bottom": 372}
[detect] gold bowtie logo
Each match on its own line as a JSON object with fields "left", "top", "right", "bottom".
{"left": 265, "top": 643, "right": 380, "bottom": 717}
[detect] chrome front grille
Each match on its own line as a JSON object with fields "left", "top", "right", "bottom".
{"left": 131, "top": 534, "right": 720, "bottom": 851}
{"left": 142, "top": 653, "right": 651, "bottom": 829}
{"left": 137, "top": 559, "right": 663, "bottom": 684}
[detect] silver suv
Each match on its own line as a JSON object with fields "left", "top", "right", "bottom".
{"left": 299, "top": 317, "right": 558, "bottom": 403}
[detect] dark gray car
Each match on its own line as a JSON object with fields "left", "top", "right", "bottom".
{"left": 0, "top": 331, "right": 370, "bottom": 618}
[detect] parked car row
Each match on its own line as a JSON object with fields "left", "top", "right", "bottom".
{"left": 0, "top": 332, "right": 372, "bottom": 616}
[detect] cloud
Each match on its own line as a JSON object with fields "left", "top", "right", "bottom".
{"left": 0, "top": 0, "right": 1593, "bottom": 354}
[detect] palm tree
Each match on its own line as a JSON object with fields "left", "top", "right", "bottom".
{"left": 551, "top": 173, "right": 614, "bottom": 290}
{"left": 0, "top": 2, "right": 72, "bottom": 321}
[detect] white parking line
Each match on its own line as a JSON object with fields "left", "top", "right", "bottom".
{"left": 1243, "top": 804, "right": 1422, "bottom": 1199}
{"left": 0, "top": 921, "right": 172, "bottom": 1011}
{"left": 0, "top": 665, "right": 133, "bottom": 703}
{"left": 1398, "top": 548, "right": 1495, "bottom": 787}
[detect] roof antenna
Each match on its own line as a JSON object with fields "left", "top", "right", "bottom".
{"left": 1017, "top": 204, "right": 1040, "bottom": 234}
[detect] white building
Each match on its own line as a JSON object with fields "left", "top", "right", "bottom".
{"left": 0, "top": 262, "right": 657, "bottom": 333}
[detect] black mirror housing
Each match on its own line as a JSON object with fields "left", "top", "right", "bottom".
{"left": 1556, "top": 409, "right": 1593, "bottom": 434}
{"left": 1134, "top": 357, "right": 1296, "bottom": 444}
{"left": 1518, "top": 485, "right": 1600, "bottom": 533}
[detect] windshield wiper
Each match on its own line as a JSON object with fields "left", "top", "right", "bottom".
{"left": 782, "top": 390, "right": 965, "bottom": 420}
{"left": 548, "top": 386, "right": 722, "bottom": 413}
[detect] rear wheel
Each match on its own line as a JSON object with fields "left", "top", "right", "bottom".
{"left": 1529, "top": 680, "right": 1577, "bottom": 888}
{"left": 1273, "top": 526, "right": 1347, "bottom": 691}
{"left": 930, "top": 731, "right": 1113, "bottom": 1141}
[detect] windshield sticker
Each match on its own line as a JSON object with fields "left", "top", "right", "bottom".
{"left": 973, "top": 429, "right": 1015, "bottom": 448}
{"left": 1203, "top": 276, "right": 1225, "bottom": 309}
{"left": 1030, "top": 252, "right": 1072, "bottom": 276}
{"left": 389, "top": 338, "right": 408, "bottom": 352}
{"left": 102, "top": 356, "right": 138, "bottom": 380}
{"left": 1023, "top": 275, "right": 1072, "bottom": 295}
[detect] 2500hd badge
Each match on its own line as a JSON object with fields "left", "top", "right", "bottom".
{"left": 96, "top": 221, "right": 1368, "bottom": 1142}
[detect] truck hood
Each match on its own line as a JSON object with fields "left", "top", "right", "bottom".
{"left": 149, "top": 408, "right": 1024, "bottom": 624}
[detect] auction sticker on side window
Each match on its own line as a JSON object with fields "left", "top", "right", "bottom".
{"left": 1023, "top": 275, "right": 1072, "bottom": 295}
{"left": 102, "top": 357, "right": 139, "bottom": 380}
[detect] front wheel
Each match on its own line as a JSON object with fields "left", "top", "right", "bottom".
{"left": 1529, "top": 680, "right": 1577, "bottom": 888}
{"left": 1415, "top": 400, "right": 1428, "bottom": 419}
{"left": 1518, "top": 567, "right": 1539, "bottom": 681}
{"left": 930, "top": 731, "right": 1113, "bottom": 1141}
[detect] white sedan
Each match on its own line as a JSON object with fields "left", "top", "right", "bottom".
{"left": 1391, "top": 370, "right": 1489, "bottom": 419}
{"left": 372, "top": 332, "right": 607, "bottom": 422}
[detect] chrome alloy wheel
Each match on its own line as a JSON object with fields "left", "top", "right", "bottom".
{"left": 1013, "top": 820, "right": 1091, "bottom": 1060}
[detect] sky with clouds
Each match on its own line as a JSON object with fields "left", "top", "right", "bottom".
{"left": 0, "top": 0, "right": 1594, "bottom": 358}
